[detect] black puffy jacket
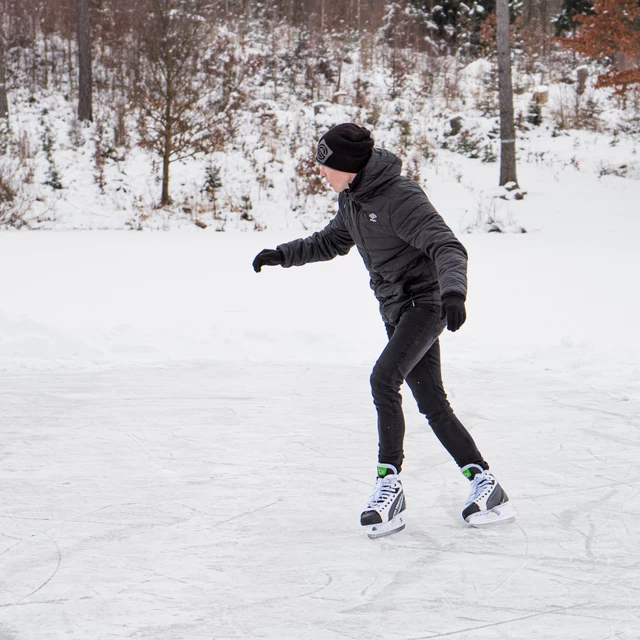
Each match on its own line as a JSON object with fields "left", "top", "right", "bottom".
{"left": 277, "top": 148, "right": 468, "bottom": 325}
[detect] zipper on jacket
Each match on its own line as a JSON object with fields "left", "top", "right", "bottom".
{"left": 348, "top": 195, "right": 372, "bottom": 265}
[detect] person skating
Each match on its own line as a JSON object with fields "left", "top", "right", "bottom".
{"left": 252, "top": 123, "right": 515, "bottom": 538}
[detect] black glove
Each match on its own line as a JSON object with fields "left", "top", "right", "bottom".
{"left": 252, "top": 248, "right": 284, "bottom": 273}
{"left": 440, "top": 294, "right": 466, "bottom": 332}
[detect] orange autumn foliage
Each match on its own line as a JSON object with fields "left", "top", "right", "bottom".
{"left": 561, "top": 0, "right": 640, "bottom": 93}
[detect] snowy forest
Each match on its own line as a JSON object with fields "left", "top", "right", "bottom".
{"left": 0, "top": 0, "right": 638, "bottom": 231}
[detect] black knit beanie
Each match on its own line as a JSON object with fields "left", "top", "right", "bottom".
{"left": 316, "top": 123, "right": 374, "bottom": 173}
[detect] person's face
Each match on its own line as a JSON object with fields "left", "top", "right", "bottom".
{"left": 319, "top": 165, "right": 357, "bottom": 193}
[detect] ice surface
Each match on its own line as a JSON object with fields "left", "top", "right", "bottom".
{"left": 1, "top": 153, "right": 640, "bottom": 638}
{"left": 1, "top": 362, "right": 639, "bottom": 639}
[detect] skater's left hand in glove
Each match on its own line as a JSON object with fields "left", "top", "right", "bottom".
{"left": 253, "top": 248, "right": 284, "bottom": 273}
{"left": 441, "top": 294, "right": 466, "bottom": 332}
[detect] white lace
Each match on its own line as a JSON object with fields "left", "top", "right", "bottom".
{"left": 366, "top": 476, "right": 399, "bottom": 509}
{"left": 466, "top": 471, "right": 496, "bottom": 505}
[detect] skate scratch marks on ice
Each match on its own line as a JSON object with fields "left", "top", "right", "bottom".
{"left": 17, "top": 534, "right": 62, "bottom": 603}
{"left": 0, "top": 596, "right": 94, "bottom": 610}
{"left": 171, "top": 428, "right": 198, "bottom": 442}
{"left": 487, "top": 522, "right": 532, "bottom": 594}
{"left": 551, "top": 399, "right": 640, "bottom": 430}
{"left": 300, "top": 572, "right": 332, "bottom": 599}
{"left": 294, "top": 440, "right": 329, "bottom": 458}
{"left": 288, "top": 366, "right": 311, "bottom": 382}
{"left": 0, "top": 539, "right": 23, "bottom": 558}
{"left": 401, "top": 600, "right": 598, "bottom": 639}
{"left": 215, "top": 499, "right": 282, "bottom": 527}
{"left": 71, "top": 419, "right": 94, "bottom": 433}
{"left": 360, "top": 575, "right": 378, "bottom": 597}
{"left": 0, "top": 502, "right": 117, "bottom": 532}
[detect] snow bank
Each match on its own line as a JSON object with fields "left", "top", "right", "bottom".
{"left": 1, "top": 145, "right": 639, "bottom": 372}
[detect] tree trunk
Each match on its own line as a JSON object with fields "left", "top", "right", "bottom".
{"left": 77, "top": 0, "right": 93, "bottom": 121}
{"left": 44, "top": 36, "right": 49, "bottom": 89}
{"left": 161, "top": 152, "right": 171, "bottom": 206}
{"left": 161, "top": 92, "right": 172, "bottom": 206}
{"left": 496, "top": 0, "right": 519, "bottom": 187}
{"left": 161, "top": 125, "right": 172, "bottom": 206}
{"left": 0, "top": 35, "right": 8, "bottom": 120}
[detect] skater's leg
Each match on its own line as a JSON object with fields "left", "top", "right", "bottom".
{"left": 368, "top": 304, "right": 514, "bottom": 528}
{"left": 404, "top": 333, "right": 515, "bottom": 525}
{"left": 370, "top": 305, "right": 444, "bottom": 472}
{"left": 405, "top": 338, "right": 487, "bottom": 469}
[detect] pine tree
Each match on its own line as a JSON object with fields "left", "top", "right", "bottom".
{"left": 560, "top": 0, "right": 640, "bottom": 93}
{"left": 409, "top": 0, "right": 496, "bottom": 56}
{"left": 553, "top": 0, "right": 594, "bottom": 36}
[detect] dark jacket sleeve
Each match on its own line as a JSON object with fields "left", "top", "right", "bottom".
{"left": 389, "top": 184, "right": 468, "bottom": 299}
{"left": 277, "top": 210, "right": 355, "bottom": 268}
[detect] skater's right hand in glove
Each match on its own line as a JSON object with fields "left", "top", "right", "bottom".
{"left": 252, "top": 248, "right": 284, "bottom": 273}
{"left": 441, "top": 294, "right": 466, "bottom": 332}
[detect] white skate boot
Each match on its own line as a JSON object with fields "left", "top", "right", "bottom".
{"left": 461, "top": 463, "right": 515, "bottom": 526}
{"left": 360, "top": 464, "right": 406, "bottom": 539}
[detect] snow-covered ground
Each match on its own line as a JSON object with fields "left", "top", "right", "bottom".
{"left": 1, "top": 148, "right": 640, "bottom": 638}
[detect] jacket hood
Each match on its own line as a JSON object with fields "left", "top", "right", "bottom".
{"left": 348, "top": 148, "right": 402, "bottom": 200}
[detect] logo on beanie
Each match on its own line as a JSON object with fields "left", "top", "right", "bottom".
{"left": 316, "top": 139, "right": 333, "bottom": 164}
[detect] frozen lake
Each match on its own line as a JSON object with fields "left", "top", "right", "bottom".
{"left": 2, "top": 162, "right": 640, "bottom": 638}
{"left": 1, "top": 359, "right": 639, "bottom": 639}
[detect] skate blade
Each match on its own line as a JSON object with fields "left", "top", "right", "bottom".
{"left": 365, "top": 514, "right": 405, "bottom": 539}
{"left": 465, "top": 502, "right": 516, "bottom": 527}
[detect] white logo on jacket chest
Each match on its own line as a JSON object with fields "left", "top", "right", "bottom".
{"left": 369, "top": 212, "right": 378, "bottom": 223}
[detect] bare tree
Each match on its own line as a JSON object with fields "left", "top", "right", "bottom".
{"left": 137, "top": 0, "right": 220, "bottom": 206}
{"left": 77, "top": 0, "right": 93, "bottom": 121}
{"left": 496, "top": 0, "right": 519, "bottom": 187}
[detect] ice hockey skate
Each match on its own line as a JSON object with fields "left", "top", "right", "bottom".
{"left": 461, "top": 463, "right": 515, "bottom": 526}
{"left": 360, "top": 464, "right": 406, "bottom": 539}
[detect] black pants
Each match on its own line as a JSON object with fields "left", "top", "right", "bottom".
{"left": 370, "top": 304, "right": 486, "bottom": 473}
